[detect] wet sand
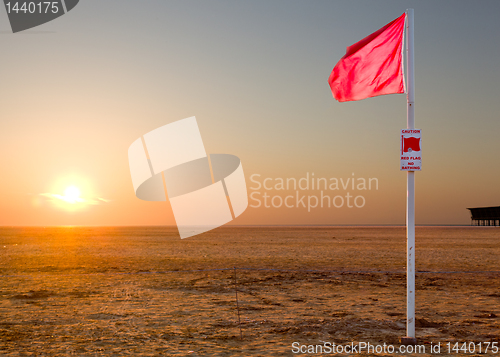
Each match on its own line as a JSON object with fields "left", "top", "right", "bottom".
{"left": 1, "top": 226, "right": 499, "bottom": 355}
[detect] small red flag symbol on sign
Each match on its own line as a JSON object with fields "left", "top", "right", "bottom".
{"left": 403, "top": 137, "right": 420, "bottom": 153}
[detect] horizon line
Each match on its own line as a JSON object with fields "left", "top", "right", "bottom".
{"left": 0, "top": 224, "right": 484, "bottom": 228}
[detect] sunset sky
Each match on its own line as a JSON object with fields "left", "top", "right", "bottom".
{"left": 1, "top": 0, "right": 499, "bottom": 226}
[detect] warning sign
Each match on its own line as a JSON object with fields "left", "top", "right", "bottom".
{"left": 401, "top": 129, "right": 422, "bottom": 171}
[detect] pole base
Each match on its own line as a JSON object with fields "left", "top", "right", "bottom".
{"left": 400, "top": 337, "right": 417, "bottom": 345}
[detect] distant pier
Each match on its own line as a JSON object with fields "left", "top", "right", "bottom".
{"left": 467, "top": 206, "right": 500, "bottom": 226}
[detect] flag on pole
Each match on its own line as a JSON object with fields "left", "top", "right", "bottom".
{"left": 328, "top": 13, "right": 406, "bottom": 102}
{"left": 328, "top": 9, "right": 419, "bottom": 343}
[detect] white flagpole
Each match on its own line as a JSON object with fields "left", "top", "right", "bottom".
{"left": 404, "top": 8, "right": 417, "bottom": 343}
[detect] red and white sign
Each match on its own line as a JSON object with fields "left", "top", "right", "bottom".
{"left": 400, "top": 129, "right": 422, "bottom": 171}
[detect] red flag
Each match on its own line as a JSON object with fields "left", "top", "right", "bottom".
{"left": 403, "top": 137, "right": 420, "bottom": 153}
{"left": 328, "top": 13, "right": 406, "bottom": 102}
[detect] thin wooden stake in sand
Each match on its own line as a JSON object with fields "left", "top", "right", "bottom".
{"left": 233, "top": 267, "right": 243, "bottom": 339}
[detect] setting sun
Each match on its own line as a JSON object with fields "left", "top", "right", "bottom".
{"left": 63, "top": 186, "right": 81, "bottom": 204}
{"left": 36, "top": 176, "right": 110, "bottom": 212}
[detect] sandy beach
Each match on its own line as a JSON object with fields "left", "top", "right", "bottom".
{"left": 1, "top": 226, "right": 499, "bottom": 356}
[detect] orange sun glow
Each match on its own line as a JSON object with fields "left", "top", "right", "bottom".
{"left": 62, "top": 186, "right": 82, "bottom": 204}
